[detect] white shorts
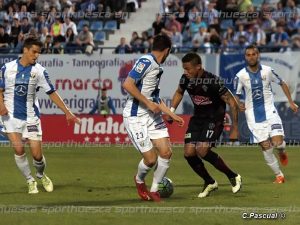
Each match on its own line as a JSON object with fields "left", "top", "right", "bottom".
{"left": 123, "top": 113, "right": 169, "bottom": 153}
{"left": 247, "top": 113, "right": 284, "bottom": 143}
{"left": 1, "top": 115, "right": 42, "bottom": 141}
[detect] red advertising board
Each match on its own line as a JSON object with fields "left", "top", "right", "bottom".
{"left": 41, "top": 115, "right": 191, "bottom": 144}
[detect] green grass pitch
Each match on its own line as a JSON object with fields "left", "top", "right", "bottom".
{"left": 0, "top": 145, "right": 299, "bottom": 225}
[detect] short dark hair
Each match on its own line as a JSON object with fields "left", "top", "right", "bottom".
{"left": 152, "top": 34, "right": 172, "bottom": 51}
{"left": 23, "top": 37, "right": 43, "bottom": 49}
{"left": 245, "top": 44, "right": 259, "bottom": 53}
{"left": 182, "top": 52, "right": 202, "bottom": 65}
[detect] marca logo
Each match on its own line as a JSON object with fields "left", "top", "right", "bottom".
{"left": 55, "top": 78, "right": 113, "bottom": 90}
{"left": 74, "top": 117, "right": 127, "bottom": 134}
{"left": 191, "top": 95, "right": 212, "bottom": 105}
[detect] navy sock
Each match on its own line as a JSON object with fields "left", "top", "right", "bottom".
{"left": 203, "top": 150, "right": 237, "bottom": 179}
{"left": 185, "top": 155, "right": 215, "bottom": 184}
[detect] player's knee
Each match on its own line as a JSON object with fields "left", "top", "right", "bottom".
{"left": 197, "top": 147, "right": 209, "bottom": 158}
{"left": 13, "top": 147, "right": 25, "bottom": 155}
{"left": 160, "top": 150, "right": 172, "bottom": 159}
{"left": 273, "top": 140, "right": 286, "bottom": 149}
{"left": 184, "top": 151, "right": 195, "bottom": 158}
{"left": 260, "top": 141, "right": 271, "bottom": 150}
{"left": 33, "top": 155, "right": 43, "bottom": 162}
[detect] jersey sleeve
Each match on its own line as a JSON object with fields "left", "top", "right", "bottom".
{"left": 0, "top": 65, "right": 5, "bottom": 89}
{"left": 270, "top": 69, "right": 283, "bottom": 85}
{"left": 211, "top": 76, "right": 228, "bottom": 96}
{"left": 37, "top": 69, "right": 56, "bottom": 94}
{"left": 128, "top": 58, "right": 152, "bottom": 83}
{"left": 234, "top": 75, "right": 243, "bottom": 96}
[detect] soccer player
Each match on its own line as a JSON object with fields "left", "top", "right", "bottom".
{"left": 122, "top": 34, "right": 184, "bottom": 202}
{"left": 0, "top": 37, "right": 81, "bottom": 194}
{"left": 169, "top": 52, "right": 242, "bottom": 198}
{"left": 234, "top": 44, "right": 298, "bottom": 183}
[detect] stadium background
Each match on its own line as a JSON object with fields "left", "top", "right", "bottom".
{"left": 0, "top": 0, "right": 300, "bottom": 144}
{"left": 0, "top": 1, "right": 300, "bottom": 224}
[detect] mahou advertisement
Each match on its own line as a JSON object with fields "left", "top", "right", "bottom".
{"left": 41, "top": 115, "right": 190, "bottom": 144}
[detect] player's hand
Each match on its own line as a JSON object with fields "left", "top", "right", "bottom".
{"left": 147, "top": 101, "right": 161, "bottom": 114}
{"left": 229, "top": 126, "right": 239, "bottom": 141}
{"left": 238, "top": 102, "right": 246, "bottom": 112}
{"left": 165, "top": 115, "right": 173, "bottom": 124}
{"left": 66, "top": 111, "right": 81, "bottom": 125}
{"left": 0, "top": 104, "right": 8, "bottom": 116}
{"left": 171, "top": 114, "right": 184, "bottom": 127}
{"left": 289, "top": 102, "right": 299, "bottom": 113}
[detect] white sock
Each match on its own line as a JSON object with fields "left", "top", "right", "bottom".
{"left": 33, "top": 155, "right": 46, "bottom": 179}
{"left": 14, "top": 153, "right": 35, "bottom": 182}
{"left": 263, "top": 148, "right": 283, "bottom": 176}
{"left": 150, "top": 156, "right": 170, "bottom": 192}
{"left": 136, "top": 159, "right": 151, "bottom": 184}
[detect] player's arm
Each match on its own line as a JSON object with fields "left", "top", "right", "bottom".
{"left": 271, "top": 69, "right": 298, "bottom": 113}
{"left": 122, "top": 77, "right": 160, "bottom": 114}
{"left": 49, "top": 91, "right": 81, "bottom": 125}
{"left": 280, "top": 81, "right": 298, "bottom": 113}
{"left": 234, "top": 94, "right": 246, "bottom": 112}
{"left": 37, "top": 69, "right": 80, "bottom": 124}
{"left": 165, "top": 85, "right": 185, "bottom": 124}
{"left": 233, "top": 76, "right": 245, "bottom": 112}
{"left": 221, "top": 90, "right": 239, "bottom": 140}
{"left": 0, "top": 89, "right": 8, "bottom": 116}
{"left": 0, "top": 66, "right": 7, "bottom": 116}
{"left": 170, "top": 85, "right": 185, "bottom": 112}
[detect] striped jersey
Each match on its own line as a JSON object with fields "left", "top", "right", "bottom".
{"left": 123, "top": 54, "right": 163, "bottom": 117}
{"left": 234, "top": 64, "right": 283, "bottom": 123}
{"left": 0, "top": 59, "right": 55, "bottom": 121}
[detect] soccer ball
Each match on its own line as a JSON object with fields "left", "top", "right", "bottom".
{"left": 158, "top": 177, "right": 174, "bottom": 198}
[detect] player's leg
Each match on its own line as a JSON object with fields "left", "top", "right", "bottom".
{"left": 271, "top": 135, "right": 288, "bottom": 166}
{"left": 184, "top": 143, "right": 215, "bottom": 185}
{"left": 198, "top": 119, "right": 241, "bottom": 193}
{"left": 28, "top": 139, "right": 53, "bottom": 192}
{"left": 250, "top": 121, "right": 284, "bottom": 182}
{"left": 184, "top": 142, "right": 217, "bottom": 198}
{"left": 260, "top": 140, "right": 284, "bottom": 183}
{"left": 269, "top": 114, "right": 287, "bottom": 166}
{"left": 3, "top": 116, "right": 38, "bottom": 194}
{"left": 198, "top": 144, "right": 238, "bottom": 180}
{"left": 123, "top": 116, "right": 154, "bottom": 200}
{"left": 196, "top": 143, "right": 241, "bottom": 194}
{"left": 6, "top": 132, "right": 38, "bottom": 194}
{"left": 25, "top": 121, "right": 53, "bottom": 192}
{"left": 149, "top": 137, "right": 171, "bottom": 201}
{"left": 145, "top": 113, "right": 174, "bottom": 202}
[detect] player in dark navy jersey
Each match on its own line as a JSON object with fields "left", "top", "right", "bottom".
{"left": 169, "top": 52, "right": 242, "bottom": 198}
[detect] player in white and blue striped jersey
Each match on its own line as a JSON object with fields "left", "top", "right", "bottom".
{"left": 123, "top": 35, "right": 184, "bottom": 202}
{"left": 0, "top": 37, "right": 81, "bottom": 194}
{"left": 234, "top": 44, "right": 298, "bottom": 184}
